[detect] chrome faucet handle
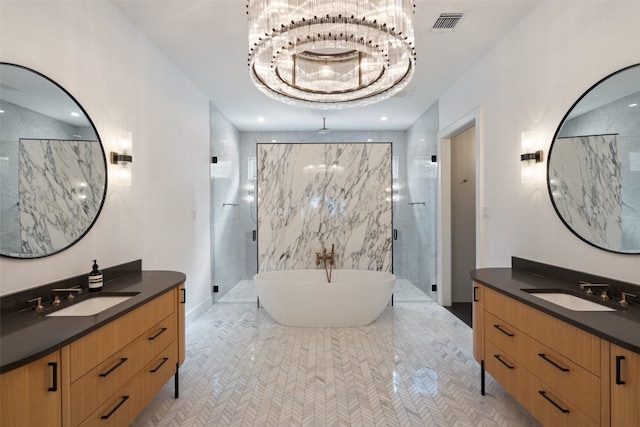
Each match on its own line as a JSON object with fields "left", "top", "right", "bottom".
{"left": 620, "top": 292, "right": 638, "bottom": 307}
{"left": 28, "top": 297, "right": 44, "bottom": 312}
{"left": 52, "top": 295, "right": 62, "bottom": 307}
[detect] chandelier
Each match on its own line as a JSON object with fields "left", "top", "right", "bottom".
{"left": 247, "top": 0, "right": 416, "bottom": 109}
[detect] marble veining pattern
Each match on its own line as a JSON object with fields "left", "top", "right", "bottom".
{"left": 257, "top": 143, "right": 392, "bottom": 272}
{"left": 549, "top": 135, "right": 622, "bottom": 250}
{"left": 132, "top": 280, "right": 540, "bottom": 426}
{"left": 14, "top": 138, "right": 104, "bottom": 256}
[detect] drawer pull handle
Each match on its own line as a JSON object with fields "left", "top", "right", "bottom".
{"left": 101, "top": 395, "right": 130, "bottom": 420}
{"left": 150, "top": 357, "right": 169, "bottom": 373}
{"left": 616, "top": 355, "right": 626, "bottom": 385}
{"left": 181, "top": 288, "right": 186, "bottom": 304}
{"left": 48, "top": 362, "right": 58, "bottom": 392}
{"left": 538, "top": 353, "right": 570, "bottom": 372}
{"left": 99, "top": 358, "right": 128, "bottom": 377}
{"left": 493, "top": 354, "right": 515, "bottom": 370}
{"left": 493, "top": 324, "right": 514, "bottom": 337}
{"left": 538, "top": 390, "right": 570, "bottom": 414}
{"left": 148, "top": 327, "right": 168, "bottom": 341}
{"left": 473, "top": 286, "right": 479, "bottom": 302}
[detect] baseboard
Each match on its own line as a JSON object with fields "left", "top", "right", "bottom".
{"left": 185, "top": 294, "right": 212, "bottom": 328}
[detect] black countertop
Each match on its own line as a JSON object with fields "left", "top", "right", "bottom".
{"left": 471, "top": 268, "right": 640, "bottom": 354}
{"left": 0, "top": 270, "right": 186, "bottom": 374}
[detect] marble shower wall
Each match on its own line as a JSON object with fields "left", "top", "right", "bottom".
{"left": 549, "top": 135, "right": 622, "bottom": 250}
{"left": 257, "top": 143, "right": 392, "bottom": 272}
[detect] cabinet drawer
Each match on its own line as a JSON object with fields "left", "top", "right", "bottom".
{"left": 78, "top": 341, "right": 177, "bottom": 427}
{"left": 524, "top": 338, "right": 600, "bottom": 423}
{"left": 78, "top": 378, "right": 140, "bottom": 427}
{"left": 137, "top": 340, "right": 178, "bottom": 407}
{"left": 69, "top": 290, "right": 175, "bottom": 382}
{"left": 70, "top": 313, "right": 177, "bottom": 425}
{"left": 527, "top": 374, "right": 598, "bottom": 427}
{"left": 484, "top": 340, "right": 528, "bottom": 404}
{"left": 484, "top": 288, "right": 600, "bottom": 375}
{"left": 484, "top": 312, "right": 528, "bottom": 362}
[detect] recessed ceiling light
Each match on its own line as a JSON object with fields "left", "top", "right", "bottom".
{"left": 0, "top": 110, "right": 4, "bottom": 113}
{"left": 367, "top": 138, "right": 373, "bottom": 142}
{"left": 271, "top": 139, "right": 277, "bottom": 142}
{"left": 629, "top": 103, "right": 638, "bottom": 107}
{"left": 258, "top": 117, "right": 265, "bottom": 122}
{"left": 381, "top": 116, "right": 388, "bottom": 121}
{"left": 70, "top": 112, "right": 80, "bottom": 117}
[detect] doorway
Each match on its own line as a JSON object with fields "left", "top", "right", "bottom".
{"left": 447, "top": 126, "right": 476, "bottom": 326}
{"left": 437, "top": 107, "right": 482, "bottom": 327}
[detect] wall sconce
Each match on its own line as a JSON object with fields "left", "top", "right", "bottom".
{"left": 110, "top": 131, "right": 133, "bottom": 186}
{"left": 520, "top": 131, "right": 543, "bottom": 183}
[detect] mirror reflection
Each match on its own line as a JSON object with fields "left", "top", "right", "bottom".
{"left": 548, "top": 64, "right": 640, "bottom": 253}
{"left": 0, "top": 63, "right": 106, "bottom": 258}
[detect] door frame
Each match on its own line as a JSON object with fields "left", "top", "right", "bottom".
{"left": 437, "top": 106, "right": 484, "bottom": 307}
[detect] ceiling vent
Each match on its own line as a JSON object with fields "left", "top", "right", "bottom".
{"left": 431, "top": 12, "right": 465, "bottom": 32}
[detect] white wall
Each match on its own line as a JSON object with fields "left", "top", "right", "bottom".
{"left": 0, "top": 1, "right": 212, "bottom": 320}
{"left": 439, "top": 1, "right": 640, "bottom": 282}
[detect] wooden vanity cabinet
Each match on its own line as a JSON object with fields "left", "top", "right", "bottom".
{"left": 611, "top": 344, "right": 640, "bottom": 426}
{"left": 474, "top": 283, "right": 608, "bottom": 427}
{"left": 177, "top": 283, "right": 186, "bottom": 367}
{"left": 65, "top": 287, "right": 182, "bottom": 426}
{"left": 0, "top": 284, "right": 185, "bottom": 427}
{"left": 472, "top": 283, "right": 483, "bottom": 364}
{"left": 0, "top": 351, "right": 62, "bottom": 427}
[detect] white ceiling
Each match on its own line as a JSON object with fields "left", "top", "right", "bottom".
{"left": 112, "top": 0, "right": 540, "bottom": 132}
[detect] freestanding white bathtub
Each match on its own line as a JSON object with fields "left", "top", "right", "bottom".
{"left": 253, "top": 269, "right": 395, "bottom": 327}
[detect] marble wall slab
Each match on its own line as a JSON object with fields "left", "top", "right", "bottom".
{"left": 549, "top": 135, "right": 622, "bottom": 250}
{"left": 257, "top": 143, "right": 392, "bottom": 272}
{"left": 8, "top": 138, "right": 105, "bottom": 256}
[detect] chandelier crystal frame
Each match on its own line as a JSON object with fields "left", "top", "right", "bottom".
{"left": 247, "top": 0, "right": 416, "bottom": 109}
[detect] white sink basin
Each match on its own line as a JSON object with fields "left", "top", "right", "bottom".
{"left": 46, "top": 296, "right": 132, "bottom": 316}
{"left": 527, "top": 292, "right": 616, "bottom": 312}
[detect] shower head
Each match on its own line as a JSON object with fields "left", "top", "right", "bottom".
{"left": 317, "top": 117, "right": 331, "bottom": 135}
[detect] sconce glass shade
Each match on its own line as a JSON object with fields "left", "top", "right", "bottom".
{"left": 521, "top": 131, "right": 543, "bottom": 183}
{"left": 110, "top": 131, "right": 133, "bottom": 186}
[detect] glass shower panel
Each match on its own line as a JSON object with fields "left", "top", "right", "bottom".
{"left": 210, "top": 104, "right": 257, "bottom": 303}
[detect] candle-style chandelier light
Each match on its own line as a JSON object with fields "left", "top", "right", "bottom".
{"left": 247, "top": 0, "right": 416, "bottom": 109}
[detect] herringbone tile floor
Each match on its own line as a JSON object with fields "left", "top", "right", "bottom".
{"left": 132, "top": 280, "right": 540, "bottom": 426}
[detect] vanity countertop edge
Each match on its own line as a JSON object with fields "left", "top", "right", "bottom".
{"left": 471, "top": 268, "right": 640, "bottom": 354}
{"left": 0, "top": 270, "right": 186, "bottom": 374}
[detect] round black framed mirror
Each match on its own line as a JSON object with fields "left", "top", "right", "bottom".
{"left": 548, "top": 63, "right": 640, "bottom": 254}
{"left": 0, "top": 63, "right": 107, "bottom": 258}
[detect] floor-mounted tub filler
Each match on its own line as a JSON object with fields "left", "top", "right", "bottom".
{"left": 254, "top": 269, "right": 395, "bottom": 327}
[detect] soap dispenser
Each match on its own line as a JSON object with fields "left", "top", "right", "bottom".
{"left": 88, "top": 260, "right": 103, "bottom": 292}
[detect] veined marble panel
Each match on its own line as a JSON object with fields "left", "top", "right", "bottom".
{"left": 257, "top": 143, "right": 392, "bottom": 272}
{"left": 14, "top": 139, "right": 104, "bottom": 256}
{"left": 549, "top": 135, "right": 622, "bottom": 249}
